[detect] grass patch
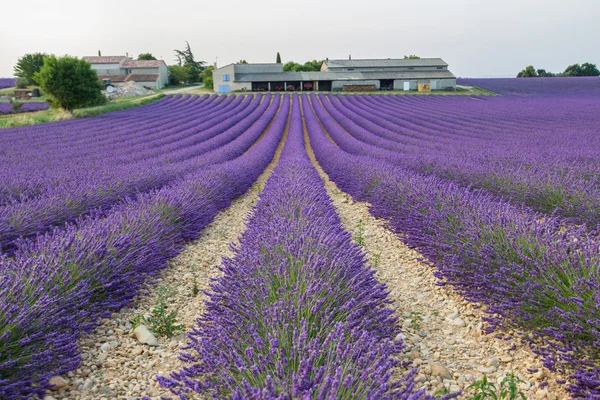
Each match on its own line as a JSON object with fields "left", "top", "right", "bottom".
{"left": 0, "top": 94, "right": 164, "bottom": 129}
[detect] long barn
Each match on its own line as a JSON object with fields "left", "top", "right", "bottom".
{"left": 213, "top": 58, "right": 456, "bottom": 92}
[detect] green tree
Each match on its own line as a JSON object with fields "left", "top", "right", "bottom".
{"left": 174, "top": 41, "right": 205, "bottom": 83}
{"left": 35, "top": 55, "right": 105, "bottom": 111}
{"left": 563, "top": 64, "right": 583, "bottom": 76}
{"left": 581, "top": 62, "right": 600, "bottom": 76}
{"left": 138, "top": 53, "right": 157, "bottom": 60}
{"left": 168, "top": 65, "right": 190, "bottom": 85}
{"left": 283, "top": 61, "right": 303, "bottom": 72}
{"left": 283, "top": 60, "right": 323, "bottom": 72}
{"left": 201, "top": 65, "right": 215, "bottom": 89}
{"left": 14, "top": 53, "right": 48, "bottom": 85}
{"left": 238, "top": 60, "right": 248, "bottom": 64}
{"left": 404, "top": 55, "right": 420, "bottom": 59}
{"left": 517, "top": 65, "right": 538, "bottom": 78}
{"left": 536, "top": 69, "right": 555, "bottom": 77}
{"left": 276, "top": 52, "right": 281, "bottom": 64}
{"left": 302, "top": 60, "right": 323, "bottom": 71}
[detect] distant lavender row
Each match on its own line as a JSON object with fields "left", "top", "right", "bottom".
{"left": 317, "top": 93, "right": 600, "bottom": 226}
{"left": 0, "top": 102, "right": 50, "bottom": 114}
{"left": 158, "top": 96, "right": 448, "bottom": 399}
{"left": 0, "top": 78, "right": 15, "bottom": 89}
{"left": 458, "top": 76, "right": 600, "bottom": 96}
{"left": 0, "top": 94, "right": 278, "bottom": 254}
{"left": 0, "top": 96, "right": 287, "bottom": 399}
{"left": 303, "top": 94, "right": 600, "bottom": 397}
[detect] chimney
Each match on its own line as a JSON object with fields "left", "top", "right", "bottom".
{"left": 349, "top": 54, "right": 351, "bottom": 60}
{"left": 326, "top": 57, "right": 329, "bottom": 62}
{"left": 98, "top": 50, "right": 101, "bottom": 56}
{"left": 126, "top": 52, "right": 129, "bottom": 58}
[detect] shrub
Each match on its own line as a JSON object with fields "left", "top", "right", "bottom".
{"left": 35, "top": 55, "right": 105, "bottom": 111}
{"left": 15, "top": 77, "right": 29, "bottom": 88}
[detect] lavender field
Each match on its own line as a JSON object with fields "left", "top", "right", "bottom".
{"left": 0, "top": 83, "right": 599, "bottom": 399}
{"left": 0, "top": 78, "right": 16, "bottom": 89}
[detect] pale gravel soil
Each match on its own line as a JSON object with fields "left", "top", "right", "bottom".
{"left": 46, "top": 121, "right": 289, "bottom": 400}
{"left": 303, "top": 127, "right": 569, "bottom": 399}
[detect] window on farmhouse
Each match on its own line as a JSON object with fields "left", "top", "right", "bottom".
{"left": 223, "top": 74, "right": 230, "bottom": 81}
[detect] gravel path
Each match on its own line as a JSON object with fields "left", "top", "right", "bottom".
{"left": 303, "top": 128, "right": 568, "bottom": 399}
{"left": 45, "top": 120, "right": 289, "bottom": 400}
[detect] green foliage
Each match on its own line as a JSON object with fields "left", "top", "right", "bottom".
{"left": 174, "top": 41, "right": 206, "bottom": 83}
{"left": 13, "top": 52, "right": 47, "bottom": 85}
{"left": 138, "top": 53, "right": 157, "bottom": 60}
{"left": 169, "top": 65, "right": 190, "bottom": 85}
{"left": 147, "top": 286, "right": 185, "bottom": 337}
{"left": 276, "top": 52, "right": 282, "bottom": 64}
{"left": 517, "top": 65, "right": 537, "bottom": 78}
{"left": 404, "top": 55, "right": 420, "bottom": 59}
{"left": 580, "top": 62, "right": 600, "bottom": 76}
{"left": 467, "top": 375, "right": 498, "bottom": 399}
{"left": 131, "top": 313, "right": 147, "bottom": 330}
{"left": 189, "top": 265, "right": 200, "bottom": 297}
{"left": 564, "top": 63, "right": 600, "bottom": 76}
{"left": 238, "top": 60, "right": 248, "bottom": 64}
{"left": 466, "top": 373, "right": 527, "bottom": 400}
{"left": 201, "top": 65, "right": 215, "bottom": 89}
{"left": 371, "top": 247, "right": 381, "bottom": 268}
{"left": 283, "top": 60, "right": 323, "bottom": 72}
{"left": 499, "top": 373, "right": 526, "bottom": 400}
{"left": 409, "top": 311, "right": 423, "bottom": 330}
{"left": 35, "top": 55, "right": 105, "bottom": 111}
{"left": 536, "top": 69, "right": 555, "bottom": 77}
{"left": 15, "top": 77, "right": 29, "bottom": 88}
{"left": 355, "top": 219, "right": 366, "bottom": 246}
{"left": 9, "top": 99, "right": 24, "bottom": 113}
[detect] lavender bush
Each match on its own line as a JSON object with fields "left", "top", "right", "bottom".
{"left": 0, "top": 78, "right": 16, "bottom": 89}
{"left": 0, "top": 94, "right": 280, "bottom": 254}
{"left": 314, "top": 92, "right": 600, "bottom": 226}
{"left": 158, "top": 95, "right": 453, "bottom": 399}
{"left": 457, "top": 77, "right": 600, "bottom": 96}
{"left": 0, "top": 95, "right": 286, "bottom": 398}
{"left": 0, "top": 102, "right": 49, "bottom": 114}
{"left": 303, "top": 93, "right": 600, "bottom": 397}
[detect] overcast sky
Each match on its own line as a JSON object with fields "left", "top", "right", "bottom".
{"left": 1, "top": 0, "right": 599, "bottom": 78}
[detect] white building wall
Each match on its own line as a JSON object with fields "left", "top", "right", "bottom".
{"left": 90, "top": 63, "right": 122, "bottom": 75}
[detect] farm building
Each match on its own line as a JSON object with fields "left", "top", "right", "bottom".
{"left": 83, "top": 56, "right": 169, "bottom": 89}
{"left": 213, "top": 58, "right": 456, "bottom": 92}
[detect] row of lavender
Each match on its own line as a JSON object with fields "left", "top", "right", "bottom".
{"left": 316, "top": 92, "right": 600, "bottom": 226}
{"left": 0, "top": 94, "right": 280, "bottom": 254}
{"left": 158, "top": 96, "right": 452, "bottom": 399}
{"left": 0, "top": 78, "right": 15, "bottom": 89}
{"left": 0, "top": 102, "right": 50, "bottom": 115}
{"left": 0, "top": 95, "right": 287, "bottom": 398}
{"left": 458, "top": 76, "right": 600, "bottom": 96}
{"left": 303, "top": 93, "right": 600, "bottom": 396}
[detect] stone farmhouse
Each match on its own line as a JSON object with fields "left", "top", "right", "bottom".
{"left": 83, "top": 56, "right": 169, "bottom": 89}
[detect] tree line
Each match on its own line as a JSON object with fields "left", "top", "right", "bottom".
{"left": 517, "top": 62, "right": 599, "bottom": 78}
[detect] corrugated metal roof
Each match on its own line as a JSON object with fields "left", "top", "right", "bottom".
{"left": 84, "top": 56, "right": 127, "bottom": 64}
{"left": 324, "top": 58, "right": 448, "bottom": 69}
{"left": 234, "top": 70, "right": 455, "bottom": 82}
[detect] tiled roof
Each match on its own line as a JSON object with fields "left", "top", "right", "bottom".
{"left": 126, "top": 74, "right": 159, "bottom": 82}
{"left": 83, "top": 56, "right": 127, "bottom": 64}
{"left": 324, "top": 58, "right": 448, "bottom": 69}
{"left": 97, "top": 74, "right": 127, "bottom": 82}
{"left": 122, "top": 60, "right": 164, "bottom": 68}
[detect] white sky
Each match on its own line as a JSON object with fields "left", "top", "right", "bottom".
{"left": 1, "top": 0, "right": 599, "bottom": 78}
